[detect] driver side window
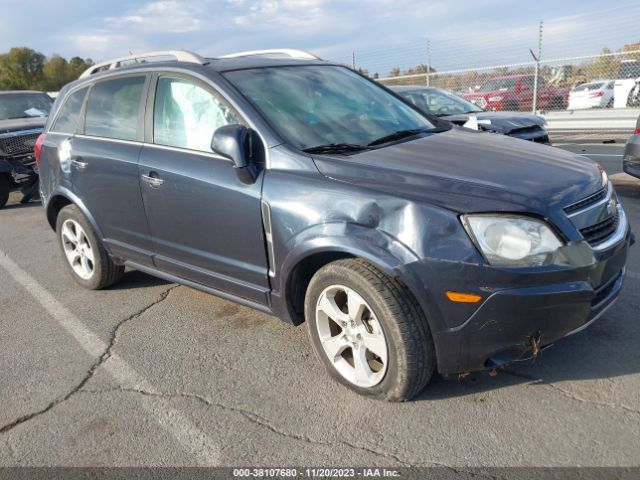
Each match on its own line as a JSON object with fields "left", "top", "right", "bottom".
{"left": 153, "top": 76, "right": 238, "bottom": 152}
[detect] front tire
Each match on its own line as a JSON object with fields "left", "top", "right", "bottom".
{"left": 56, "top": 204, "right": 124, "bottom": 289}
{"left": 0, "top": 174, "right": 10, "bottom": 209}
{"left": 305, "top": 259, "right": 435, "bottom": 402}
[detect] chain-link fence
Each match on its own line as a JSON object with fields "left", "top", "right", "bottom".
{"left": 331, "top": 5, "right": 640, "bottom": 113}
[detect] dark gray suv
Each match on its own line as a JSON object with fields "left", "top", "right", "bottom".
{"left": 37, "top": 50, "right": 632, "bottom": 401}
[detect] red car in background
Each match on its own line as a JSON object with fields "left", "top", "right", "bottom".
{"left": 463, "top": 74, "right": 568, "bottom": 112}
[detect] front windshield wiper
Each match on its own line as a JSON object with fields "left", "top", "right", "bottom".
{"left": 302, "top": 143, "right": 370, "bottom": 154}
{"left": 367, "top": 128, "right": 429, "bottom": 147}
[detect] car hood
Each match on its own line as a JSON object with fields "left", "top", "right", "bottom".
{"left": 464, "top": 90, "right": 508, "bottom": 99}
{"left": 312, "top": 128, "right": 601, "bottom": 214}
{"left": 0, "top": 117, "right": 47, "bottom": 135}
{"left": 441, "top": 111, "right": 545, "bottom": 134}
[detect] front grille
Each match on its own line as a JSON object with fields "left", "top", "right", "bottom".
{"left": 579, "top": 210, "right": 619, "bottom": 245}
{"left": 564, "top": 187, "right": 607, "bottom": 215}
{"left": 0, "top": 132, "right": 40, "bottom": 157}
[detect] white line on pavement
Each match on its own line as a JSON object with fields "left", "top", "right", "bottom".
{"left": 0, "top": 251, "right": 220, "bottom": 465}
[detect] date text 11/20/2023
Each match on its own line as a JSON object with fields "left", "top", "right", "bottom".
{"left": 232, "top": 468, "right": 401, "bottom": 477}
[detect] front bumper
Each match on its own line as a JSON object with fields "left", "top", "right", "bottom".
{"left": 403, "top": 224, "right": 632, "bottom": 375}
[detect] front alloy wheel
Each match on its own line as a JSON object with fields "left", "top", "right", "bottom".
{"left": 316, "top": 284, "right": 388, "bottom": 388}
{"left": 305, "top": 259, "right": 436, "bottom": 401}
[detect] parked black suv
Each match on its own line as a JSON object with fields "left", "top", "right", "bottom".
{"left": 37, "top": 50, "right": 632, "bottom": 401}
{"left": 0, "top": 90, "right": 53, "bottom": 208}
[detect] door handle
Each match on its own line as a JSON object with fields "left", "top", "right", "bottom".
{"left": 141, "top": 173, "right": 164, "bottom": 188}
{"left": 70, "top": 158, "right": 88, "bottom": 171}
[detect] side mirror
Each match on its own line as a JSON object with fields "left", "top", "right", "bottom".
{"left": 211, "top": 124, "right": 262, "bottom": 185}
{"left": 519, "top": 83, "right": 530, "bottom": 91}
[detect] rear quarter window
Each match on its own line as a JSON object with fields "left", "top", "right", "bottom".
{"left": 52, "top": 88, "right": 88, "bottom": 134}
{"left": 85, "top": 76, "right": 146, "bottom": 141}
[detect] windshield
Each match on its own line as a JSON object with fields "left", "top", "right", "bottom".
{"left": 479, "top": 78, "right": 518, "bottom": 91}
{"left": 399, "top": 88, "right": 483, "bottom": 116}
{"left": 0, "top": 93, "right": 53, "bottom": 120}
{"left": 224, "top": 65, "right": 437, "bottom": 151}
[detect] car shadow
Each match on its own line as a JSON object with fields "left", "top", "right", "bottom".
{"left": 107, "top": 269, "right": 171, "bottom": 290}
{"left": 1, "top": 200, "right": 43, "bottom": 210}
{"left": 416, "top": 309, "right": 640, "bottom": 401}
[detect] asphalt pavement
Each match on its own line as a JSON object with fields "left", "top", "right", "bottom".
{"left": 0, "top": 143, "right": 639, "bottom": 469}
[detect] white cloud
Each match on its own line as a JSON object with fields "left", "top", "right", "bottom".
{"left": 107, "top": 0, "right": 205, "bottom": 33}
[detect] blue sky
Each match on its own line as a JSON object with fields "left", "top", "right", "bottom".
{"left": 1, "top": 0, "right": 639, "bottom": 76}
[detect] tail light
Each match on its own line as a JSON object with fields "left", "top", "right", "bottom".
{"left": 34, "top": 133, "right": 47, "bottom": 167}
{"left": 589, "top": 91, "right": 604, "bottom": 97}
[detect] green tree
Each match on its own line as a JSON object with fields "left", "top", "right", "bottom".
{"left": 0, "top": 47, "right": 45, "bottom": 89}
{"left": 41, "top": 55, "right": 69, "bottom": 90}
{"left": 68, "top": 56, "right": 94, "bottom": 80}
{"left": 0, "top": 48, "right": 94, "bottom": 91}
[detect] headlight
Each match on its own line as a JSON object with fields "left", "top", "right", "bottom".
{"left": 488, "top": 95, "right": 503, "bottom": 102}
{"left": 462, "top": 215, "right": 563, "bottom": 267}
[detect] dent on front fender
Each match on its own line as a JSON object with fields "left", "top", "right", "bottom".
{"left": 263, "top": 149, "right": 484, "bottom": 333}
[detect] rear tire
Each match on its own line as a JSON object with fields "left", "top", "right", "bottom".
{"left": 0, "top": 174, "right": 10, "bottom": 209}
{"left": 56, "top": 204, "right": 124, "bottom": 290}
{"left": 304, "top": 258, "right": 435, "bottom": 402}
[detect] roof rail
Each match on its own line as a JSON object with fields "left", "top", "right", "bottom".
{"left": 219, "top": 49, "right": 321, "bottom": 61}
{"left": 79, "top": 50, "right": 208, "bottom": 78}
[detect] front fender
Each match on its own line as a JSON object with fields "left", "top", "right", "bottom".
{"left": 277, "top": 222, "right": 420, "bottom": 289}
{"left": 270, "top": 221, "right": 445, "bottom": 325}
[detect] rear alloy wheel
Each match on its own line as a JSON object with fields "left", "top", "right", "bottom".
{"left": 61, "top": 219, "right": 96, "bottom": 280}
{"left": 305, "top": 259, "right": 435, "bottom": 401}
{"left": 56, "top": 204, "right": 124, "bottom": 289}
{"left": 0, "top": 174, "right": 10, "bottom": 209}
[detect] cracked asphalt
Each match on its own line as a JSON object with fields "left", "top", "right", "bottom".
{"left": 0, "top": 146, "right": 639, "bottom": 468}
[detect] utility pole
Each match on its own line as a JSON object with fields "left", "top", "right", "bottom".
{"left": 531, "top": 20, "right": 543, "bottom": 113}
{"left": 352, "top": 51, "right": 356, "bottom": 70}
{"left": 426, "top": 40, "right": 431, "bottom": 86}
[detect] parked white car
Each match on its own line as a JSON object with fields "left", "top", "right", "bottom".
{"left": 567, "top": 81, "right": 614, "bottom": 110}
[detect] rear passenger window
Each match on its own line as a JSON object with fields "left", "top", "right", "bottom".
{"left": 53, "top": 88, "right": 88, "bottom": 134}
{"left": 153, "top": 76, "right": 238, "bottom": 152}
{"left": 85, "top": 76, "right": 145, "bottom": 141}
